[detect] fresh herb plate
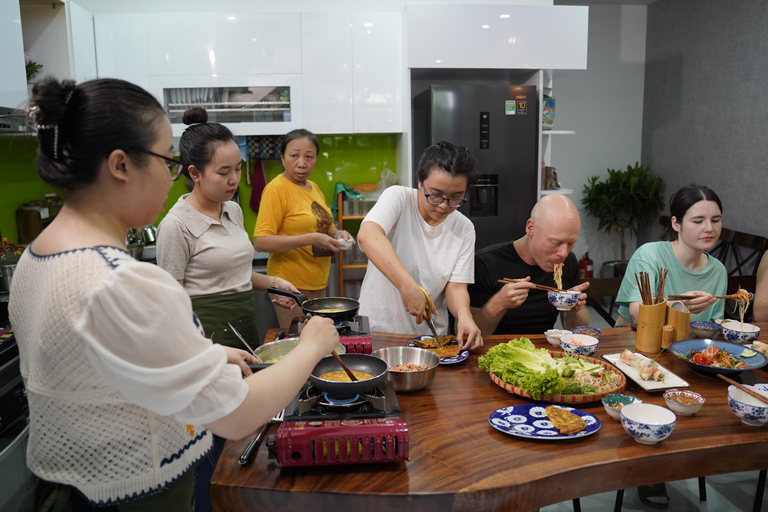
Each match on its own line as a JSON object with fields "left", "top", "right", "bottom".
{"left": 489, "top": 350, "right": 626, "bottom": 404}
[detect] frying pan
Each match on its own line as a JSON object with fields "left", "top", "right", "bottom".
{"left": 267, "top": 287, "right": 359, "bottom": 322}
{"left": 309, "top": 353, "right": 388, "bottom": 398}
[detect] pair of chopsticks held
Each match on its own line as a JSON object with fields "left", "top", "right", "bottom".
{"left": 668, "top": 294, "right": 740, "bottom": 301}
{"left": 497, "top": 277, "right": 563, "bottom": 293}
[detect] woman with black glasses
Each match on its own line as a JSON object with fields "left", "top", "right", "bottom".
{"left": 357, "top": 141, "right": 483, "bottom": 350}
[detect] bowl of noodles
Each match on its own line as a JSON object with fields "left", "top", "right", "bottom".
{"left": 721, "top": 321, "right": 761, "bottom": 344}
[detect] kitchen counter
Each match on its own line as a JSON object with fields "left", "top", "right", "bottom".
{"left": 211, "top": 326, "right": 768, "bottom": 512}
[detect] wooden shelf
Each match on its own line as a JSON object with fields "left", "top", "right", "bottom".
{"left": 342, "top": 264, "right": 368, "bottom": 269}
{"left": 341, "top": 215, "right": 366, "bottom": 220}
{"left": 337, "top": 187, "right": 376, "bottom": 296}
{"left": 542, "top": 130, "right": 575, "bottom": 135}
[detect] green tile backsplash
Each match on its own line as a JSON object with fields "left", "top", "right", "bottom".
{"left": 0, "top": 133, "right": 398, "bottom": 246}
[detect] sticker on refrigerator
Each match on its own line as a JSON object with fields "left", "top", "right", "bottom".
{"left": 517, "top": 100, "right": 528, "bottom": 115}
{"left": 505, "top": 100, "right": 516, "bottom": 115}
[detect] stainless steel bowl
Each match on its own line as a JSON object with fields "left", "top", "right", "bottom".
{"left": 253, "top": 337, "right": 345, "bottom": 364}
{"left": 125, "top": 243, "right": 143, "bottom": 259}
{"left": 371, "top": 346, "right": 439, "bottom": 392}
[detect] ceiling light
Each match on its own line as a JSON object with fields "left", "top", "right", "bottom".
{"left": 500, "top": 14, "right": 510, "bottom": 19}
{"left": 436, "top": 59, "right": 442, "bottom": 63}
{"left": 227, "top": 16, "right": 236, "bottom": 21}
{"left": 508, "top": 37, "right": 516, "bottom": 44}
{"left": 364, "top": 23, "right": 373, "bottom": 27}
{"left": 482, "top": 24, "right": 490, "bottom": 29}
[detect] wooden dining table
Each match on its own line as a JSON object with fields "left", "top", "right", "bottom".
{"left": 211, "top": 324, "right": 768, "bottom": 512}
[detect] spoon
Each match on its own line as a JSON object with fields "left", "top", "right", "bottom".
{"left": 227, "top": 322, "right": 264, "bottom": 364}
{"left": 332, "top": 352, "right": 358, "bottom": 381}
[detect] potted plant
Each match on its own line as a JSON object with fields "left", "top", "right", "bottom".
{"left": 581, "top": 162, "right": 665, "bottom": 268}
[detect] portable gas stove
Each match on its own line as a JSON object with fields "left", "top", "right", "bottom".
{"left": 293, "top": 315, "right": 372, "bottom": 354}
{"left": 266, "top": 380, "right": 409, "bottom": 466}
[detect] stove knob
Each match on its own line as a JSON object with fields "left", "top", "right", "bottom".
{"left": 266, "top": 434, "right": 276, "bottom": 459}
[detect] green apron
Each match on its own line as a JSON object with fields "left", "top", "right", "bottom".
{"left": 191, "top": 290, "right": 260, "bottom": 349}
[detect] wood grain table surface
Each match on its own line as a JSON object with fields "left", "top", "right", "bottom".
{"left": 211, "top": 325, "right": 768, "bottom": 512}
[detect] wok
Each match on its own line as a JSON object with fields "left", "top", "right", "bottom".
{"left": 267, "top": 287, "right": 359, "bottom": 322}
{"left": 247, "top": 337, "right": 346, "bottom": 373}
{"left": 310, "top": 353, "right": 388, "bottom": 398}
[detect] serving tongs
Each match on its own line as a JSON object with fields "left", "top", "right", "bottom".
{"left": 227, "top": 322, "right": 263, "bottom": 364}
{"left": 418, "top": 285, "right": 441, "bottom": 348}
{"left": 238, "top": 409, "right": 285, "bottom": 465}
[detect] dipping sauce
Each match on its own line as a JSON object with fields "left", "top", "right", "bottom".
{"left": 667, "top": 393, "right": 701, "bottom": 405}
{"left": 318, "top": 370, "right": 374, "bottom": 382}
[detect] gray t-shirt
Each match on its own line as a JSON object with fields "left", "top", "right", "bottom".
{"left": 157, "top": 195, "right": 254, "bottom": 297}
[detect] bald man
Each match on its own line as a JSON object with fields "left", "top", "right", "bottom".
{"left": 468, "top": 194, "right": 590, "bottom": 335}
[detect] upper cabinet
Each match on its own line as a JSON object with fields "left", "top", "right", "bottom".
{"left": 406, "top": 4, "right": 588, "bottom": 70}
{"left": 352, "top": 12, "right": 402, "bottom": 133}
{"left": 0, "top": 1, "right": 27, "bottom": 110}
{"left": 145, "top": 13, "right": 302, "bottom": 77}
{"left": 94, "top": 14, "right": 151, "bottom": 91}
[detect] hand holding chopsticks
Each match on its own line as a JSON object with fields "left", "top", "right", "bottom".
{"left": 498, "top": 278, "right": 563, "bottom": 293}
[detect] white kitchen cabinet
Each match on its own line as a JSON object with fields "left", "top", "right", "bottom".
{"left": 352, "top": 12, "right": 402, "bottom": 133}
{"left": 149, "top": 74, "right": 303, "bottom": 137}
{"left": 301, "top": 13, "right": 354, "bottom": 134}
{"left": 0, "top": 1, "right": 28, "bottom": 110}
{"left": 406, "top": 4, "right": 588, "bottom": 70}
{"left": 146, "top": 13, "right": 301, "bottom": 77}
{"left": 66, "top": 1, "right": 97, "bottom": 83}
{"left": 94, "top": 14, "right": 151, "bottom": 91}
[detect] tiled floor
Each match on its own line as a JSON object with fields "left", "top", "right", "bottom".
{"left": 542, "top": 471, "right": 765, "bottom": 511}
{"left": 546, "top": 309, "right": 766, "bottom": 511}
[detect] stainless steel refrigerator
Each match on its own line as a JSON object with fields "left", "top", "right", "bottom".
{"left": 412, "top": 84, "right": 539, "bottom": 250}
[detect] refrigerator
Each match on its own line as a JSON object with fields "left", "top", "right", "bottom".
{"left": 412, "top": 84, "right": 539, "bottom": 250}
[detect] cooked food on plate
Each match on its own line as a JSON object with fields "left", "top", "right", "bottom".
{"left": 619, "top": 349, "right": 665, "bottom": 381}
{"left": 751, "top": 341, "right": 768, "bottom": 354}
{"left": 412, "top": 335, "right": 461, "bottom": 358}
{"left": 478, "top": 338, "right": 622, "bottom": 400}
{"left": 314, "top": 308, "right": 345, "bottom": 313}
{"left": 687, "top": 345, "right": 747, "bottom": 369}
{"left": 546, "top": 406, "right": 587, "bottom": 435}
{"left": 318, "top": 370, "right": 375, "bottom": 382}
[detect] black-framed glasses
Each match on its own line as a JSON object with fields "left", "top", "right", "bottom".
{"left": 420, "top": 183, "right": 467, "bottom": 208}
{"left": 129, "top": 148, "right": 183, "bottom": 181}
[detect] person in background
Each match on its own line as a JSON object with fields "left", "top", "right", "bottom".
{"left": 155, "top": 107, "right": 300, "bottom": 512}
{"left": 10, "top": 76, "right": 339, "bottom": 511}
{"left": 157, "top": 107, "right": 298, "bottom": 349}
{"left": 468, "top": 194, "right": 590, "bottom": 335}
{"left": 752, "top": 252, "right": 768, "bottom": 322}
{"left": 616, "top": 184, "right": 726, "bottom": 325}
{"left": 253, "top": 129, "right": 355, "bottom": 328}
{"left": 357, "top": 141, "right": 482, "bottom": 350}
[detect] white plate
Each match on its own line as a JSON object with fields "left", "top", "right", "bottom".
{"left": 488, "top": 404, "right": 600, "bottom": 440}
{"left": 603, "top": 353, "right": 689, "bottom": 392}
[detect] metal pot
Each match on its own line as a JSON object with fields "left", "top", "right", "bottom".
{"left": 140, "top": 225, "right": 157, "bottom": 245}
{"left": 247, "top": 337, "right": 346, "bottom": 371}
{"left": 0, "top": 261, "right": 16, "bottom": 294}
{"left": 309, "top": 353, "right": 388, "bottom": 398}
{"left": 267, "top": 287, "right": 359, "bottom": 322}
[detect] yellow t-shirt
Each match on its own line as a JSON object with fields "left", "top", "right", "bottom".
{"left": 254, "top": 174, "right": 334, "bottom": 290}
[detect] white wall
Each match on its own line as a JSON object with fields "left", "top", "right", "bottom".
{"left": 551, "top": 5, "right": 647, "bottom": 273}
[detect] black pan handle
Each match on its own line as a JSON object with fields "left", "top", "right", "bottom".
{"left": 238, "top": 422, "right": 270, "bottom": 465}
{"left": 267, "top": 287, "right": 308, "bottom": 307}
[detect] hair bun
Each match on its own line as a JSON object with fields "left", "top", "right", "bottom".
{"left": 182, "top": 106, "right": 208, "bottom": 125}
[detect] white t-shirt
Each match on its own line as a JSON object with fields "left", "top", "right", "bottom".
{"left": 358, "top": 186, "right": 475, "bottom": 334}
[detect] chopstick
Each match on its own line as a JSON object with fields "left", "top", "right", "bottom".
{"left": 668, "top": 295, "right": 735, "bottom": 301}
{"left": 717, "top": 374, "right": 768, "bottom": 406}
{"left": 498, "top": 278, "right": 563, "bottom": 293}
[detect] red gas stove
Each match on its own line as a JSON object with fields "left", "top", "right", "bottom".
{"left": 293, "top": 315, "right": 372, "bottom": 354}
{"left": 266, "top": 380, "right": 409, "bottom": 467}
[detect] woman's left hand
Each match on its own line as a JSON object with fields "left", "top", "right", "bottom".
{"left": 223, "top": 346, "right": 259, "bottom": 377}
{"left": 334, "top": 230, "right": 354, "bottom": 242}
{"left": 271, "top": 277, "right": 300, "bottom": 309}
{"left": 455, "top": 315, "right": 483, "bottom": 351}
{"left": 679, "top": 290, "right": 717, "bottom": 315}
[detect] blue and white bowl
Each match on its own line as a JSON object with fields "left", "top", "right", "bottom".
{"left": 689, "top": 321, "right": 720, "bottom": 339}
{"left": 544, "top": 329, "right": 571, "bottom": 347}
{"left": 620, "top": 403, "right": 676, "bottom": 445}
{"left": 602, "top": 393, "right": 643, "bottom": 421}
{"left": 547, "top": 290, "right": 581, "bottom": 311}
{"left": 727, "top": 383, "right": 768, "bottom": 426}
{"left": 721, "top": 321, "right": 761, "bottom": 344}
{"left": 572, "top": 326, "right": 602, "bottom": 338}
{"left": 559, "top": 333, "right": 599, "bottom": 357}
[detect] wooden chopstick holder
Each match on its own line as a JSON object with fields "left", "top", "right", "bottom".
{"left": 717, "top": 374, "right": 768, "bottom": 406}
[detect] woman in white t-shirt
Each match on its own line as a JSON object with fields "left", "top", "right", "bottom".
{"left": 10, "top": 77, "right": 339, "bottom": 511}
{"left": 357, "top": 141, "right": 483, "bottom": 350}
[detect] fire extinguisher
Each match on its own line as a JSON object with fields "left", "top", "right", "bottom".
{"left": 579, "top": 253, "right": 594, "bottom": 280}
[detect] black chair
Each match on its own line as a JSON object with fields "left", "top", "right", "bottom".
{"left": 712, "top": 229, "right": 767, "bottom": 276}
{"left": 582, "top": 277, "right": 623, "bottom": 327}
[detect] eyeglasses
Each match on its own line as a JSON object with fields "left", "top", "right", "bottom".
{"left": 129, "top": 148, "right": 184, "bottom": 181}
{"left": 420, "top": 183, "right": 467, "bottom": 208}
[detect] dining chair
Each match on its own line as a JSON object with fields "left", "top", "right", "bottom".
{"left": 581, "top": 277, "right": 623, "bottom": 327}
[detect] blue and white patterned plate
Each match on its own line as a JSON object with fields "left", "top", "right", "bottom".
{"left": 408, "top": 336, "right": 469, "bottom": 365}
{"left": 488, "top": 404, "right": 601, "bottom": 440}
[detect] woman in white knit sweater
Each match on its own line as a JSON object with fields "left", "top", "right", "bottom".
{"left": 9, "top": 77, "right": 339, "bottom": 511}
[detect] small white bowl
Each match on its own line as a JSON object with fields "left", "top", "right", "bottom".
{"left": 727, "top": 384, "right": 768, "bottom": 426}
{"left": 602, "top": 393, "right": 643, "bottom": 421}
{"left": 547, "top": 290, "right": 581, "bottom": 311}
{"left": 337, "top": 239, "right": 354, "bottom": 251}
{"left": 559, "top": 333, "right": 599, "bottom": 357}
{"left": 663, "top": 389, "right": 706, "bottom": 416}
{"left": 620, "top": 403, "right": 676, "bottom": 445}
{"left": 544, "top": 329, "right": 571, "bottom": 347}
{"left": 721, "top": 321, "right": 761, "bottom": 344}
